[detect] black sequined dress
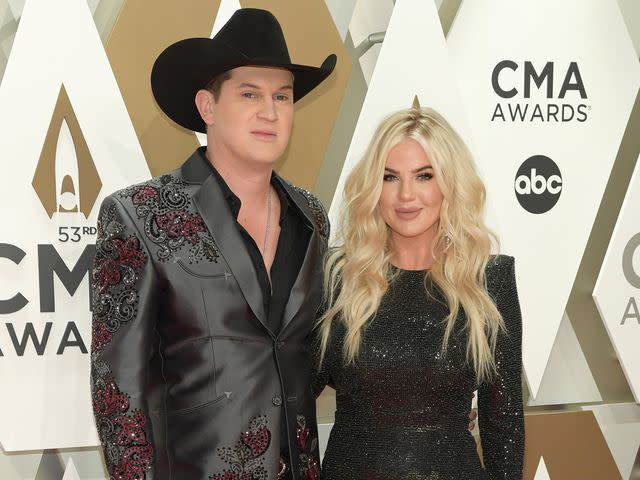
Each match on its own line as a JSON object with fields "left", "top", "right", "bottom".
{"left": 312, "top": 255, "right": 524, "bottom": 480}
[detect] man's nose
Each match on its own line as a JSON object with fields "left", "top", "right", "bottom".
{"left": 258, "top": 97, "right": 278, "bottom": 121}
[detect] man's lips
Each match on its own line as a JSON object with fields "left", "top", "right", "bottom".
{"left": 251, "top": 130, "right": 277, "bottom": 139}
{"left": 395, "top": 208, "right": 422, "bottom": 220}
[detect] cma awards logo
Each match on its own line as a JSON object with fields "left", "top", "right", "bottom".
{"left": 491, "top": 60, "right": 589, "bottom": 123}
{"left": 0, "top": 84, "right": 100, "bottom": 358}
{"left": 514, "top": 155, "right": 562, "bottom": 214}
{"left": 621, "top": 233, "right": 640, "bottom": 325}
{"left": 32, "top": 84, "right": 102, "bottom": 218}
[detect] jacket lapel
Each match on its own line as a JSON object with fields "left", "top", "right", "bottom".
{"left": 276, "top": 177, "right": 321, "bottom": 334}
{"left": 190, "top": 164, "right": 270, "bottom": 335}
{"left": 183, "top": 149, "right": 321, "bottom": 337}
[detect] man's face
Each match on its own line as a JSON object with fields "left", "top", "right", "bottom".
{"left": 207, "top": 66, "right": 294, "bottom": 168}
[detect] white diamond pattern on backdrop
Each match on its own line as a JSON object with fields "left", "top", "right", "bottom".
{"left": 617, "top": 0, "right": 640, "bottom": 57}
{"left": 347, "top": 0, "right": 394, "bottom": 85}
{"left": 0, "top": 0, "right": 150, "bottom": 450}
{"left": 210, "top": 0, "right": 240, "bottom": 37}
{"left": 594, "top": 154, "right": 640, "bottom": 402}
{"left": 61, "top": 458, "right": 80, "bottom": 480}
{"left": 0, "top": 0, "right": 636, "bottom": 476}
{"left": 324, "top": 0, "right": 357, "bottom": 40}
{"left": 0, "top": 444, "right": 43, "bottom": 479}
{"left": 446, "top": 0, "right": 640, "bottom": 397}
{"left": 582, "top": 403, "right": 640, "bottom": 479}
{"left": 534, "top": 457, "right": 551, "bottom": 480}
{"left": 0, "top": 2, "right": 19, "bottom": 76}
{"left": 329, "top": 0, "right": 473, "bottom": 231}
{"left": 527, "top": 313, "right": 602, "bottom": 406}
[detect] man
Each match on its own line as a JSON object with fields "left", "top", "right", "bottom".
{"left": 90, "top": 9, "right": 335, "bottom": 480}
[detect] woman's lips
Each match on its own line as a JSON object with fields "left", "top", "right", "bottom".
{"left": 395, "top": 208, "right": 421, "bottom": 220}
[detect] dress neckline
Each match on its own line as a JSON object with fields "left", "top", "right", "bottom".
{"left": 390, "top": 264, "right": 429, "bottom": 274}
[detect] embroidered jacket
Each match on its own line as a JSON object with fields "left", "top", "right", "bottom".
{"left": 90, "top": 149, "right": 327, "bottom": 480}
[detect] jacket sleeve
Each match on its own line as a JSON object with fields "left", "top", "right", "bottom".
{"left": 478, "top": 256, "right": 525, "bottom": 480}
{"left": 305, "top": 190, "right": 331, "bottom": 398}
{"left": 309, "top": 327, "right": 334, "bottom": 398}
{"left": 90, "top": 195, "right": 158, "bottom": 479}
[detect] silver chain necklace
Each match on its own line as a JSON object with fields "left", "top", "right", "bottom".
{"left": 263, "top": 187, "right": 272, "bottom": 254}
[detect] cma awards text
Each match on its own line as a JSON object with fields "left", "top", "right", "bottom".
{"left": 0, "top": 243, "right": 94, "bottom": 357}
{"left": 491, "top": 60, "right": 589, "bottom": 123}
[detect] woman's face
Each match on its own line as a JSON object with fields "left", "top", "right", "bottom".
{"left": 378, "top": 137, "right": 444, "bottom": 244}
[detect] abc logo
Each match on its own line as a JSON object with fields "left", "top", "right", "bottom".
{"left": 514, "top": 155, "right": 562, "bottom": 214}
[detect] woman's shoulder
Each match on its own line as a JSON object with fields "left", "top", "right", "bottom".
{"left": 485, "top": 254, "right": 516, "bottom": 294}
{"left": 486, "top": 255, "right": 521, "bottom": 335}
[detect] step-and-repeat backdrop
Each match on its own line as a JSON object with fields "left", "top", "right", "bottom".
{"left": 0, "top": 0, "right": 639, "bottom": 479}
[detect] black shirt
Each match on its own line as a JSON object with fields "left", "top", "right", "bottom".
{"left": 201, "top": 149, "right": 311, "bottom": 333}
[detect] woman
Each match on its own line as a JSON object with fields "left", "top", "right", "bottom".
{"left": 313, "top": 107, "right": 524, "bottom": 479}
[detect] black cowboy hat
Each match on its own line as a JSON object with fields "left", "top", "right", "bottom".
{"left": 151, "top": 8, "right": 337, "bottom": 133}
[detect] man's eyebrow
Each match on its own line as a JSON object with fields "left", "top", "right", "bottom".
{"left": 236, "top": 82, "right": 293, "bottom": 91}
{"left": 384, "top": 165, "right": 433, "bottom": 174}
{"left": 236, "top": 82, "right": 260, "bottom": 89}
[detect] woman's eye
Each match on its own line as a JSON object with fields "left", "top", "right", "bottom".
{"left": 417, "top": 172, "right": 433, "bottom": 181}
{"left": 383, "top": 174, "right": 397, "bottom": 182}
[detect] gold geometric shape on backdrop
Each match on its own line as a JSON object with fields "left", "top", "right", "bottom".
{"left": 32, "top": 84, "right": 101, "bottom": 218}
{"left": 105, "top": 0, "right": 222, "bottom": 176}
{"left": 522, "top": 411, "right": 621, "bottom": 479}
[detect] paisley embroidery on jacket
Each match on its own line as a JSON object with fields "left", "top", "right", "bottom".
{"left": 209, "top": 415, "right": 271, "bottom": 480}
{"left": 92, "top": 358, "right": 153, "bottom": 480}
{"left": 92, "top": 204, "right": 146, "bottom": 352}
{"left": 296, "top": 415, "right": 320, "bottom": 480}
{"left": 118, "top": 174, "right": 220, "bottom": 264}
{"left": 291, "top": 185, "right": 329, "bottom": 243}
{"left": 90, "top": 204, "right": 154, "bottom": 479}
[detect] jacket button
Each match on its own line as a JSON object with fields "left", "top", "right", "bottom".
{"left": 276, "top": 341, "right": 285, "bottom": 350}
{"left": 272, "top": 395, "right": 283, "bottom": 406}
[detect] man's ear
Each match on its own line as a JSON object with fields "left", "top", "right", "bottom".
{"left": 195, "top": 89, "right": 215, "bottom": 126}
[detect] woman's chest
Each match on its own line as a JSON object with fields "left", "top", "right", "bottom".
{"left": 328, "top": 292, "right": 476, "bottom": 396}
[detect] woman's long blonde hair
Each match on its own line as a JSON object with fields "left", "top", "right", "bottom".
{"left": 318, "top": 107, "right": 504, "bottom": 383}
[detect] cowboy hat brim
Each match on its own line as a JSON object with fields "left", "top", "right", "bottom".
{"left": 151, "top": 37, "right": 337, "bottom": 133}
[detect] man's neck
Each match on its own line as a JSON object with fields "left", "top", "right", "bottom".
{"left": 205, "top": 146, "right": 273, "bottom": 203}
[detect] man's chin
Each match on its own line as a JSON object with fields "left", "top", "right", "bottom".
{"left": 245, "top": 151, "right": 285, "bottom": 168}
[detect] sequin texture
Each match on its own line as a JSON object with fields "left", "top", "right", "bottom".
{"left": 209, "top": 415, "right": 272, "bottom": 480}
{"left": 92, "top": 359, "right": 153, "bottom": 480}
{"left": 118, "top": 174, "right": 220, "bottom": 264}
{"left": 291, "top": 185, "right": 329, "bottom": 244}
{"left": 91, "top": 202, "right": 154, "bottom": 479}
{"left": 296, "top": 414, "right": 320, "bottom": 480}
{"left": 313, "top": 255, "right": 524, "bottom": 480}
{"left": 92, "top": 204, "right": 146, "bottom": 352}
